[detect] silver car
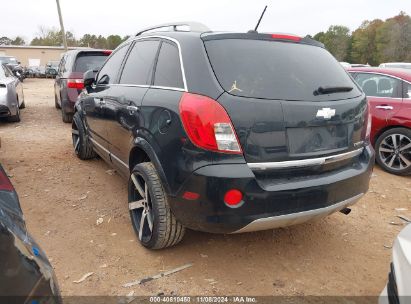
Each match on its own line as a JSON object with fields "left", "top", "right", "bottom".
{"left": 0, "top": 64, "right": 25, "bottom": 122}
{"left": 380, "top": 223, "right": 411, "bottom": 304}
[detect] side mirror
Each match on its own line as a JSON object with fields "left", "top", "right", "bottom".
{"left": 18, "top": 61, "right": 21, "bottom": 65}
{"left": 83, "top": 69, "right": 95, "bottom": 91}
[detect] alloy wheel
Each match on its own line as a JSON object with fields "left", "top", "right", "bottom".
{"left": 71, "top": 125, "right": 80, "bottom": 155}
{"left": 129, "top": 173, "right": 154, "bottom": 242}
{"left": 379, "top": 133, "right": 411, "bottom": 171}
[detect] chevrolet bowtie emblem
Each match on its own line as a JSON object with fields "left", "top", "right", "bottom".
{"left": 316, "top": 108, "right": 336, "bottom": 119}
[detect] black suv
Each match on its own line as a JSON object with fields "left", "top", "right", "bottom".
{"left": 72, "top": 23, "right": 375, "bottom": 249}
{"left": 54, "top": 49, "right": 111, "bottom": 123}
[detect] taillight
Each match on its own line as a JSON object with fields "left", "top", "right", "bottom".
{"left": 67, "top": 79, "right": 84, "bottom": 90}
{"left": 224, "top": 189, "right": 243, "bottom": 207}
{"left": 0, "top": 169, "right": 14, "bottom": 191}
{"left": 363, "top": 101, "right": 372, "bottom": 141}
{"left": 179, "top": 93, "right": 242, "bottom": 154}
{"left": 103, "top": 50, "right": 112, "bottom": 55}
{"left": 366, "top": 109, "right": 372, "bottom": 140}
{"left": 271, "top": 34, "right": 301, "bottom": 41}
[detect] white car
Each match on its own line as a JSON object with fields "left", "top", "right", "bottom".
{"left": 379, "top": 62, "right": 411, "bottom": 69}
{"left": 380, "top": 223, "right": 411, "bottom": 304}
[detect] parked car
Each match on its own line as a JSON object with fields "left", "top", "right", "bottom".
{"left": 25, "top": 66, "right": 40, "bottom": 78}
{"left": 379, "top": 62, "right": 411, "bottom": 69}
{"left": 0, "top": 64, "right": 25, "bottom": 122}
{"left": 72, "top": 22, "right": 374, "bottom": 249}
{"left": 379, "top": 223, "right": 411, "bottom": 304}
{"left": 54, "top": 49, "right": 112, "bottom": 123}
{"left": 45, "top": 61, "right": 59, "bottom": 78}
{"left": 0, "top": 56, "right": 25, "bottom": 82}
{"left": 348, "top": 67, "right": 411, "bottom": 175}
{"left": 0, "top": 164, "right": 61, "bottom": 302}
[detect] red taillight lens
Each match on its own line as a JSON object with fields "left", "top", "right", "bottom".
{"left": 363, "top": 101, "right": 372, "bottom": 141}
{"left": 103, "top": 50, "right": 112, "bottom": 55}
{"left": 179, "top": 93, "right": 242, "bottom": 154}
{"left": 0, "top": 169, "right": 14, "bottom": 191}
{"left": 271, "top": 34, "right": 301, "bottom": 41}
{"left": 67, "top": 79, "right": 84, "bottom": 90}
{"left": 224, "top": 189, "right": 243, "bottom": 207}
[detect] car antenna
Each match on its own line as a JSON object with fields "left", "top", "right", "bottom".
{"left": 248, "top": 5, "right": 268, "bottom": 33}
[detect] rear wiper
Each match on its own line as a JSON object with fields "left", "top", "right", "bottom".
{"left": 313, "top": 86, "right": 353, "bottom": 96}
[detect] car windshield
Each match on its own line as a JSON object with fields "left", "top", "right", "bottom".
{"left": 74, "top": 53, "right": 109, "bottom": 73}
{"left": 204, "top": 39, "right": 361, "bottom": 101}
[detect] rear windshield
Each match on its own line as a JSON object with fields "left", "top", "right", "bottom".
{"left": 74, "top": 53, "right": 109, "bottom": 73}
{"left": 205, "top": 39, "right": 360, "bottom": 101}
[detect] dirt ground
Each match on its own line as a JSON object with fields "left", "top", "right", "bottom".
{"left": 0, "top": 78, "right": 410, "bottom": 297}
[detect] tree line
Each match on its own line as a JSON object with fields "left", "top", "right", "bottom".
{"left": 0, "top": 26, "right": 129, "bottom": 50}
{"left": 0, "top": 11, "right": 410, "bottom": 64}
{"left": 312, "top": 11, "right": 411, "bottom": 65}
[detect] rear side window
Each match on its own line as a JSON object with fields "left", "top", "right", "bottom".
{"left": 355, "top": 73, "right": 402, "bottom": 98}
{"left": 154, "top": 42, "right": 184, "bottom": 89}
{"left": 205, "top": 39, "right": 360, "bottom": 101}
{"left": 97, "top": 46, "right": 129, "bottom": 85}
{"left": 120, "top": 40, "right": 160, "bottom": 85}
{"left": 74, "top": 52, "right": 110, "bottom": 73}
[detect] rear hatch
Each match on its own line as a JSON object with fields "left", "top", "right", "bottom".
{"left": 67, "top": 50, "right": 111, "bottom": 96}
{"left": 203, "top": 34, "right": 367, "bottom": 167}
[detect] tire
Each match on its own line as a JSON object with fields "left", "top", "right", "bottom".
{"left": 8, "top": 101, "right": 21, "bottom": 123}
{"left": 375, "top": 127, "right": 411, "bottom": 175}
{"left": 62, "top": 108, "right": 73, "bottom": 123}
{"left": 129, "top": 162, "right": 185, "bottom": 249}
{"left": 19, "top": 98, "right": 25, "bottom": 109}
{"left": 55, "top": 94, "right": 61, "bottom": 109}
{"left": 72, "top": 111, "right": 96, "bottom": 160}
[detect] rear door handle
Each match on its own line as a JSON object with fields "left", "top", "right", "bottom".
{"left": 375, "top": 105, "right": 393, "bottom": 110}
{"left": 127, "top": 105, "right": 139, "bottom": 114}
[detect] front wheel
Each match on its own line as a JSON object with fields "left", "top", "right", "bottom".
{"left": 375, "top": 128, "right": 411, "bottom": 175}
{"left": 129, "top": 162, "right": 185, "bottom": 249}
{"left": 72, "top": 112, "right": 96, "bottom": 160}
{"left": 8, "top": 101, "right": 21, "bottom": 123}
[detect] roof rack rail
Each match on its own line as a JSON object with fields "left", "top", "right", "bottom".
{"left": 135, "top": 21, "right": 210, "bottom": 36}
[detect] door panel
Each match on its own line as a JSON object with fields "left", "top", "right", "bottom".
{"left": 354, "top": 73, "right": 403, "bottom": 142}
{"left": 82, "top": 86, "right": 110, "bottom": 161}
{"left": 105, "top": 85, "right": 147, "bottom": 177}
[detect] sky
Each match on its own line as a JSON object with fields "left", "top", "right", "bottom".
{"left": 2, "top": 0, "right": 411, "bottom": 42}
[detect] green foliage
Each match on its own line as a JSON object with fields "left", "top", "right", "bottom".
{"left": 0, "top": 36, "right": 12, "bottom": 45}
{"left": 313, "top": 11, "right": 411, "bottom": 65}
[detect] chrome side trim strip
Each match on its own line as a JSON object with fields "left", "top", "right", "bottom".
{"left": 248, "top": 148, "right": 364, "bottom": 171}
{"left": 232, "top": 193, "right": 364, "bottom": 234}
{"left": 110, "top": 152, "right": 129, "bottom": 170}
{"left": 89, "top": 138, "right": 129, "bottom": 169}
{"left": 89, "top": 137, "right": 109, "bottom": 154}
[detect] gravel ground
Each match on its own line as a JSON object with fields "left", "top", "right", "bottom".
{"left": 0, "top": 78, "right": 410, "bottom": 296}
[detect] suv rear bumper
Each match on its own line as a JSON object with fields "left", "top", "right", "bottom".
{"left": 168, "top": 145, "right": 374, "bottom": 234}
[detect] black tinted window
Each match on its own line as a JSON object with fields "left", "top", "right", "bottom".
{"left": 97, "top": 46, "right": 129, "bottom": 85}
{"left": 74, "top": 52, "right": 110, "bottom": 73}
{"left": 120, "top": 40, "right": 160, "bottom": 85}
{"left": 205, "top": 39, "right": 360, "bottom": 101}
{"left": 355, "top": 73, "right": 402, "bottom": 98}
{"left": 154, "top": 42, "right": 184, "bottom": 88}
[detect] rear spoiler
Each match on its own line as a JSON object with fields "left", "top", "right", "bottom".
{"left": 201, "top": 32, "right": 324, "bottom": 48}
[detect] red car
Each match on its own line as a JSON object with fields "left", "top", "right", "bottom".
{"left": 348, "top": 67, "right": 411, "bottom": 175}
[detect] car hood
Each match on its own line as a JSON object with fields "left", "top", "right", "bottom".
{"left": 393, "top": 223, "right": 411, "bottom": 296}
